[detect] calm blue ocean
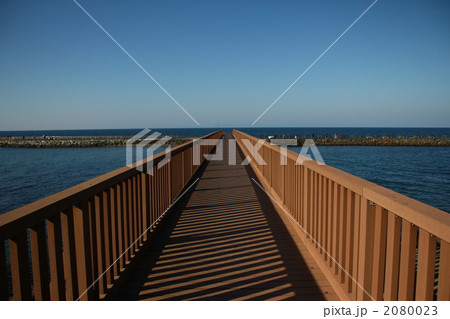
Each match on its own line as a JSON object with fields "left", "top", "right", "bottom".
{"left": 1, "top": 127, "right": 450, "bottom": 138}
{"left": 0, "top": 128, "right": 449, "bottom": 214}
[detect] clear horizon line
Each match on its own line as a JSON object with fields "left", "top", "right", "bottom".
{"left": 1, "top": 125, "right": 450, "bottom": 132}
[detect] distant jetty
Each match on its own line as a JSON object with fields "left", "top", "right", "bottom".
{"left": 301, "top": 137, "right": 450, "bottom": 147}
{"left": 0, "top": 136, "right": 193, "bottom": 148}
{"left": 0, "top": 135, "right": 449, "bottom": 148}
{"left": 269, "top": 137, "right": 450, "bottom": 147}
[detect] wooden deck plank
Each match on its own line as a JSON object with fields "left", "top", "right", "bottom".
{"left": 114, "top": 136, "right": 337, "bottom": 301}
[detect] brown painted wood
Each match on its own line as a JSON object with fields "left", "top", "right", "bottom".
{"left": 88, "top": 198, "right": 99, "bottom": 298}
{"left": 317, "top": 175, "right": 323, "bottom": 253}
{"left": 371, "top": 205, "right": 387, "bottom": 300}
{"left": 338, "top": 185, "right": 346, "bottom": 283}
{"left": 327, "top": 179, "right": 333, "bottom": 268}
{"left": 132, "top": 175, "right": 138, "bottom": 250}
{"left": 384, "top": 211, "right": 402, "bottom": 300}
{"left": 141, "top": 172, "right": 149, "bottom": 242}
{"left": 312, "top": 172, "right": 317, "bottom": 248}
{"left": 351, "top": 195, "right": 361, "bottom": 300}
{"left": 102, "top": 190, "right": 113, "bottom": 286}
{"left": 319, "top": 177, "right": 326, "bottom": 258}
{"left": 398, "top": 220, "right": 418, "bottom": 301}
{"left": 122, "top": 180, "right": 130, "bottom": 262}
{"left": 61, "top": 208, "right": 79, "bottom": 300}
{"left": 129, "top": 177, "right": 136, "bottom": 254}
{"left": 47, "top": 214, "right": 66, "bottom": 300}
{"left": 9, "top": 231, "right": 32, "bottom": 300}
{"left": 332, "top": 182, "right": 339, "bottom": 275}
{"left": 344, "top": 190, "right": 354, "bottom": 293}
{"left": 416, "top": 229, "right": 437, "bottom": 300}
{"left": 115, "top": 183, "right": 124, "bottom": 271}
{"left": 356, "top": 198, "right": 375, "bottom": 301}
{"left": 437, "top": 240, "right": 450, "bottom": 300}
{"left": 29, "top": 221, "right": 50, "bottom": 300}
{"left": 94, "top": 194, "right": 107, "bottom": 295}
{"left": 0, "top": 240, "right": 9, "bottom": 300}
{"left": 303, "top": 166, "right": 309, "bottom": 243}
{"left": 73, "top": 203, "right": 94, "bottom": 301}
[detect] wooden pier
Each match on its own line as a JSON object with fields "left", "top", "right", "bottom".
{"left": 0, "top": 130, "right": 449, "bottom": 301}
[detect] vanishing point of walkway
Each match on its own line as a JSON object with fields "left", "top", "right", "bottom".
{"left": 114, "top": 136, "right": 338, "bottom": 300}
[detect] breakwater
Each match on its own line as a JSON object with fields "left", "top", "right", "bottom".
{"left": 270, "top": 137, "right": 450, "bottom": 147}
{"left": 1, "top": 136, "right": 449, "bottom": 148}
{"left": 0, "top": 137, "right": 193, "bottom": 148}
{"left": 306, "top": 137, "right": 450, "bottom": 147}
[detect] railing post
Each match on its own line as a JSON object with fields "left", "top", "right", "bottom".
{"left": 0, "top": 241, "right": 9, "bottom": 300}
{"left": 371, "top": 206, "right": 387, "bottom": 300}
{"left": 326, "top": 179, "right": 334, "bottom": 268}
{"left": 88, "top": 198, "right": 100, "bottom": 298}
{"left": 332, "top": 182, "right": 340, "bottom": 275}
{"left": 398, "top": 220, "right": 418, "bottom": 300}
{"left": 61, "top": 208, "right": 79, "bottom": 300}
{"left": 356, "top": 198, "right": 375, "bottom": 300}
{"left": 302, "top": 166, "right": 309, "bottom": 243}
{"left": 338, "top": 185, "right": 347, "bottom": 283}
{"left": 9, "top": 231, "right": 32, "bottom": 300}
{"left": 384, "top": 211, "right": 401, "bottom": 300}
{"left": 181, "top": 151, "right": 185, "bottom": 189}
{"left": 47, "top": 214, "right": 66, "bottom": 300}
{"left": 344, "top": 190, "right": 355, "bottom": 293}
{"left": 437, "top": 240, "right": 450, "bottom": 300}
{"left": 141, "top": 172, "right": 149, "bottom": 242}
{"left": 168, "top": 158, "right": 172, "bottom": 203}
{"left": 416, "top": 229, "right": 437, "bottom": 300}
{"left": 93, "top": 194, "right": 107, "bottom": 296}
{"left": 73, "top": 203, "right": 94, "bottom": 300}
{"left": 351, "top": 194, "right": 361, "bottom": 300}
{"left": 282, "top": 160, "right": 285, "bottom": 204}
{"left": 102, "top": 190, "right": 113, "bottom": 286}
{"left": 30, "top": 222, "right": 50, "bottom": 300}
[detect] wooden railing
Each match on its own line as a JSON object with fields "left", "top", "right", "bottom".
{"left": 0, "top": 130, "right": 224, "bottom": 300}
{"left": 233, "top": 129, "right": 450, "bottom": 301}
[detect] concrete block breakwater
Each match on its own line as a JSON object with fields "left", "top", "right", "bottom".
{"left": 0, "top": 136, "right": 193, "bottom": 148}
{"left": 306, "top": 137, "right": 450, "bottom": 146}
{"left": 0, "top": 136, "right": 449, "bottom": 148}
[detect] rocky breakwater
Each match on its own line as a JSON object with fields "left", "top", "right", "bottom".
{"left": 303, "top": 137, "right": 450, "bottom": 147}
{"left": 0, "top": 137, "right": 193, "bottom": 148}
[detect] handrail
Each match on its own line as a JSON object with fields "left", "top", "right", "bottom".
{"left": 233, "top": 129, "right": 450, "bottom": 301}
{"left": 0, "top": 131, "right": 220, "bottom": 240}
{"left": 0, "top": 130, "right": 224, "bottom": 300}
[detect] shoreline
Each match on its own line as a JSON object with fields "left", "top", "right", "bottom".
{"left": 0, "top": 136, "right": 449, "bottom": 148}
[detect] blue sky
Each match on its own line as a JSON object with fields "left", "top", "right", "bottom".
{"left": 0, "top": 0, "right": 449, "bottom": 130}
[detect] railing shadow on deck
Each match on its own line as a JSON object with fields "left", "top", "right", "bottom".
{"left": 114, "top": 136, "right": 333, "bottom": 301}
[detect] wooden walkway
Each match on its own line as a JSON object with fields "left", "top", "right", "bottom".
{"left": 114, "top": 136, "right": 338, "bottom": 301}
